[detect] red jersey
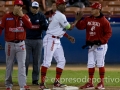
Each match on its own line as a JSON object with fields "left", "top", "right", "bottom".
{"left": 76, "top": 14, "right": 112, "bottom": 44}
{"left": 0, "top": 12, "right": 32, "bottom": 41}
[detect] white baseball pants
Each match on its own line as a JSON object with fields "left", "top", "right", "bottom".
{"left": 42, "top": 34, "right": 66, "bottom": 69}
{"left": 87, "top": 44, "right": 108, "bottom": 68}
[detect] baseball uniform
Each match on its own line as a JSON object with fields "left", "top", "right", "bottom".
{"left": 0, "top": 10, "right": 32, "bottom": 90}
{"left": 76, "top": 2, "right": 112, "bottom": 90}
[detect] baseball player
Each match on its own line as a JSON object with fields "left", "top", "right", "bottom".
{"left": 39, "top": 0, "right": 75, "bottom": 89}
{"left": 46, "top": 0, "right": 75, "bottom": 43}
{"left": 0, "top": 0, "right": 32, "bottom": 90}
{"left": 74, "top": 2, "right": 112, "bottom": 89}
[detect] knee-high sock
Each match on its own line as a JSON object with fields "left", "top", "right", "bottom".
{"left": 88, "top": 68, "right": 95, "bottom": 83}
{"left": 55, "top": 67, "right": 63, "bottom": 82}
{"left": 99, "top": 67, "right": 105, "bottom": 84}
{"left": 41, "top": 66, "right": 48, "bottom": 83}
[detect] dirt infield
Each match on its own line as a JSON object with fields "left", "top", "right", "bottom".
{"left": 0, "top": 64, "right": 120, "bottom": 90}
{"left": 0, "top": 64, "right": 120, "bottom": 71}
{"left": 0, "top": 84, "right": 120, "bottom": 90}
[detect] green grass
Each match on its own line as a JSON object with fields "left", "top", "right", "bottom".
{"left": 0, "top": 69, "right": 120, "bottom": 87}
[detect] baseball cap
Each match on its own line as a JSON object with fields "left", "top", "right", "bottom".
{"left": 14, "top": 0, "right": 23, "bottom": 6}
{"left": 91, "top": 2, "right": 102, "bottom": 10}
{"left": 32, "top": 1, "right": 39, "bottom": 7}
{"left": 56, "top": 0, "right": 67, "bottom": 6}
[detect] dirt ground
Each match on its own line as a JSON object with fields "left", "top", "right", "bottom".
{"left": 0, "top": 64, "right": 120, "bottom": 90}
{"left": 0, "top": 64, "right": 120, "bottom": 71}
{"left": 0, "top": 84, "right": 120, "bottom": 90}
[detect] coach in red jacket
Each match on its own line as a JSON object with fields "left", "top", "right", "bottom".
{"left": 74, "top": 2, "right": 112, "bottom": 90}
{"left": 0, "top": 0, "right": 32, "bottom": 90}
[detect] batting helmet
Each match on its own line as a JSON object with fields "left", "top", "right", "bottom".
{"left": 56, "top": 0, "right": 67, "bottom": 6}
{"left": 91, "top": 2, "right": 102, "bottom": 10}
{"left": 14, "top": 0, "right": 23, "bottom": 6}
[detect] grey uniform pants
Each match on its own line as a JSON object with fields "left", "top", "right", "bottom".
{"left": 5, "top": 41, "right": 26, "bottom": 88}
{"left": 25, "top": 39, "right": 43, "bottom": 82}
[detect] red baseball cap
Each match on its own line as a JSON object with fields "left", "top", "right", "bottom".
{"left": 91, "top": 2, "right": 102, "bottom": 10}
{"left": 14, "top": 0, "right": 23, "bottom": 6}
{"left": 56, "top": 0, "right": 67, "bottom": 6}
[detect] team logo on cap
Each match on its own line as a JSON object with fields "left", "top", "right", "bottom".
{"left": 91, "top": 2, "right": 101, "bottom": 9}
{"left": 34, "top": 2, "right": 38, "bottom": 5}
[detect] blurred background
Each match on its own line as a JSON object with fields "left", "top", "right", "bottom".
{"left": 0, "top": 0, "right": 120, "bottom": 64}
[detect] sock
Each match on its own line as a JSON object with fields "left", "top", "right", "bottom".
{"left": 55, "top": 67, "right": 63, "bottom": 82}
{"left": 99, "top": 67, "right": 105, "bottom": 84}
{"left": 88, "top": 68, "right": 95, "bottom": 84}
{"left": 41, "top": 66, "right": 48, "bottom": 83}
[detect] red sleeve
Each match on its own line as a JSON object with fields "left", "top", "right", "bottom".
{"left": 101, "top": 18, "right": 112, "bottom": 44}
{"left": 63, "top": 33, "right": 69, "bottom": 38}
{"left": 76, "top": 17, "right": 87, "bottom": 30}
{"left": 21, "top": 14, "right": 32, "bottom": 29}
{"left": 0, "top": 15, "right": 6, "bottom": 35}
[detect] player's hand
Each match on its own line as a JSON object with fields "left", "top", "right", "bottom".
{"left": 17, "top": 7, "right": 24, "bottom": 17}
{"left": 67, "top": 23, "right": 75, "bottom": 31}
{"left": 75, "top": 11, "right": 83, "bottom": 20}
{"left": 68, "top": 36, "right": 75, "bottom": 43}
{"left": 69, "top": 23, "right": 75, "bottom": 30}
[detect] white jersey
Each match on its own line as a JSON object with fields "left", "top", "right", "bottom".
{"left": 46, "top": 10, "right": 70, "bottom": 37}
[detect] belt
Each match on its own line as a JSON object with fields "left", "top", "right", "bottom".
{"left": 9, "top": 40, "right": 23, "bottom": 43}
{"left": 52, "top": 36, "right": 60, "bottom": 39}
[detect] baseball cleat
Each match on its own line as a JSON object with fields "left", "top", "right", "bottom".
{"left": 6, "top": 87, "right": 12, "bottom": 90}
{"left": 53, "top": 81, "right": 67, "bottom": 88}
{"left": 39, "top": 83, "right": 49, "bottom": 90}
{"left": 20, "top": 85, "right": 30, "bottom": 90}
{"left": 79, "top": 82, "right": 94, "bottom": 89}
{"left": 95, "top": 82, "right": 105, "bottom": 89}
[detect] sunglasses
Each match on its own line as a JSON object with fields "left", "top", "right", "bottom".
{"left": 32, "top": 7, "right": 39, "bottom": 9}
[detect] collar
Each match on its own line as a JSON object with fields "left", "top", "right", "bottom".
{"left": 30, "top": 11, "right": 38, "bottom": 15}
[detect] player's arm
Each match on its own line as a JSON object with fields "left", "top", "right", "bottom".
{"left": 17, "top": 7, "right": 32, "bottom": 29}
{"left": 74, "top": 12, "right": 83, "bottom": 24}
{"left": 65, "top": 24, "right": 71, "bottom": 30}
{"left": 58, "top": 15, "right": 73, "bottom": 30}
{"left": 63, "top": 20, "right": 75, "bottom": 30}
{"left": 75, "top": 18, "right": 87, "bottom": 30}
{"left": 74, "top": 11, "right": 87, "bottom": 30}
{"left": 59, "top": 13, "right": 83, "bottom": 30}
{"left": 22, "top": 15, "right": 32, "bottom": 29}
{"left": 101, "top": 19, "right": 112, "bottom": 44}
{"left": 63, "top": 33, "right": 75, "bottom": 43}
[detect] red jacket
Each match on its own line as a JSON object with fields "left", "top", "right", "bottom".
{"left": 0, "top": 12, "right": 32, "bottom": 41}
{"left": 76, "top": 14, "right": 112, "bottom": 44}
